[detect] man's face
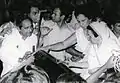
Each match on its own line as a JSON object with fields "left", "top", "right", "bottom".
{"left": 29, "top": 7, "right": 40, "bottom": 23}
{"left": 51, "top": 8, "right": 61, "bottom": 22}
{"left": 21, "top": 19, "right": 33, "bottom": 37}
{"left": 76, "top": 14, "right": 89, "bottom": 28}
{"left": 114, "top": 23, "right": 120, "bottom": 34}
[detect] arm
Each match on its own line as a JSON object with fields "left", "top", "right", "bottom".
{"left": 86, "top": 55, "right": 115, "bottom": 83}
{"left": 41, "top": 32, "right": 77, "bottom": 52}
{"left": 66, "top": 46, "right": 84, "bottom": 58}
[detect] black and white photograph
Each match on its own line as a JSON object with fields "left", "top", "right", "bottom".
{"left": 0, "top": 0, "right": 120, "bottom": 83}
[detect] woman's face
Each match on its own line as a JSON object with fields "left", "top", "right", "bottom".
{"left": 76, "top": 14, "right": 89, "bottom": 29}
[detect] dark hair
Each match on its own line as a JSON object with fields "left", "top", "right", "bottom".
{"left": 16, "top": 15, "right": 33, "bottom": 29}
{"left": 25, "top": 3, "right": 42, "bottom": 14}
{"left": 74, "top": 5, "right": 90, "bottom": 19}
{"left": 0, "top": 64, "right": 50, "bottom": 83}
{"left": 75, "top": 3, "right": 100, "bottom": 20}
{"left": 56, "top": 73, "right": 86, "bottom": 83}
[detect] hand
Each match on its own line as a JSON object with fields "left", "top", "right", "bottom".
{"left": 60, "top": 15, "right": 65, "bottom": 20}
{"left": 23, "top": 51, "right": 32, "bottom": 60}
{"left": 0, "top": 26, "right": 12, "bottom": 37}
{"left": 88, "top": 30, "right": 102, "bottom": 46}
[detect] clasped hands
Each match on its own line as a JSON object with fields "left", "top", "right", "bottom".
{"left": 18, "top": 51, "right": 33, "bottom": 62}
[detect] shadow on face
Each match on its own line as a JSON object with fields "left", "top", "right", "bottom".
{"left": 29, "top": 7, "right": 40, "bottom": 23}
{"left": 76, "top": 14, "right": 89, "bottom": 28}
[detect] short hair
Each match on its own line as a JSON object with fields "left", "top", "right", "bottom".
{"left": 56, "top": 73, "right": 86, "bottom": 83}
{"left": 74, "top": 5, "right": 94, "bottom": 20}
{"left": 25, "top": 3, "right": 42, "bottom": 14}
{"left": 0, "top": 64, "right": 50, "bottom": 83}
{"left": 52, "top": 4, "right": 66, "bottom": 16}
{"left": 53, "top": 4, "right": 74, "bottom": 17}
{"left": 16, "top": 15, "right": 33, "bottom": 29}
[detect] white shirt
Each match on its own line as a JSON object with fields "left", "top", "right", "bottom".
{"left": 0, "top": 28, "right": 37, "bottom": 76}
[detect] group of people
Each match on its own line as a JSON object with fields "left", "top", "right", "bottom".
{"left": 0, "top": 2, "right": 120, "bottom": 83}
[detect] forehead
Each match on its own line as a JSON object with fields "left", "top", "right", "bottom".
{"left": 30, "top": 7, "right": 39, "bottom": 12}
{"left": 22, "top": 19, "right": 31, "bottom": 27}
{"left": 53, "top": 8, "right": 61, "bottom": 13}
{"left": 77, "top": 14, "right": 86, "bottom": 20}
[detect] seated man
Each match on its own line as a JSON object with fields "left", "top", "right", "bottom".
{"left": 0, "top": 17, "right": 37, "bottom": 77}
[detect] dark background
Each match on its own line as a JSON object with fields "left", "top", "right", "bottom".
{"left": 0, "top": 0, "right": 120, "bottom": 25}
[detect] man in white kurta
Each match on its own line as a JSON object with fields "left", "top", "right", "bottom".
{"left": 0, "top": 20, "right": 37, "bottom": 77}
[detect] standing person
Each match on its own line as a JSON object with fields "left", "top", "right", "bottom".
{"left": 27, "top": 3, "right": 41, "bottom": 36}
{"left": 26, "top": 3, "right": 51, "bottom": 48}
{"left": 40, "top": 6, "right": 84, "bottom": 62}
{"left": 0, "top": 17, "right": 37, "bottom": 77}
